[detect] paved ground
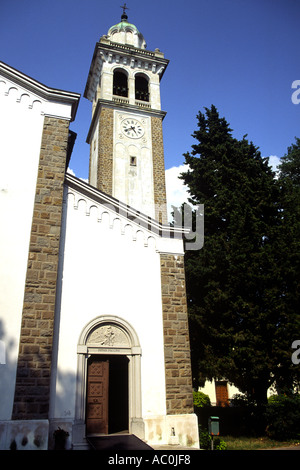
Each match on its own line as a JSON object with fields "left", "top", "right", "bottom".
{"left": 151, "top": 445, "right": 200, "bottom": 450}
{"left": 87, "top": 434, "right": 152, "bottom": 450}
{"left": 87, "top": 434, "right": 200, "bottom": 451}
{"left": 86, "top": 434, "right": 300, "bottom": 451}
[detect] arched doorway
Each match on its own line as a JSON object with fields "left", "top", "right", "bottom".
{"left": 75, "top": 316, "right": 144, "bottom": 439}
{"left": 86, "top": 354, "right": 129, "bottom": 434}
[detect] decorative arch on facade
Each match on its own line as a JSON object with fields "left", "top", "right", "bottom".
{"left": 75, "top": 315, "right": 144, "bottom": 436}
{"left": 78, "top": 315, "right": 141, "bottom": 351}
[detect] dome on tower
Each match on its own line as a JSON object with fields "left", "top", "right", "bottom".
{"left": 107, "top": 10, "right": 147, "bottom": 49}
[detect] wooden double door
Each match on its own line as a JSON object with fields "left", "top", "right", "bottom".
{"left": 86, "top": 355, "right": 129, "bottom": 435}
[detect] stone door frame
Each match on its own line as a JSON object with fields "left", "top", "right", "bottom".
{"left": 75, "top": 315, "right": 144, "bottom": 439}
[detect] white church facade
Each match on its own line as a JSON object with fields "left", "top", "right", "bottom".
{"left": 0, "top": 11, "right": 199, "bottom": 450}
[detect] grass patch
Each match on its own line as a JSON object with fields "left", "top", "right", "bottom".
{"left": 223, "top": 436, "right": 300, "bottom": 450}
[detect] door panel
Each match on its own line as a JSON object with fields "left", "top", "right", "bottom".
{"left": 86, "top": 358, "right": 109, "bottom": 434}
{"left": 215, "top": 381, "right": 229, "bottom": 407}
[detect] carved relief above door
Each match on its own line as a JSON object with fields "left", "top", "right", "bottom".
{"left": 86, "top": 324, "right": 130, "bottom": 348}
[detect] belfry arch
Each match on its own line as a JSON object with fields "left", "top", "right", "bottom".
{"left": 75, "top": 316, "right": 144, "bottom": 441}
{"left": 113, "top": 68, "right": 128, "bottom": 97}
{"left": 135, "top": 73, "right": 149, "bottom": 101}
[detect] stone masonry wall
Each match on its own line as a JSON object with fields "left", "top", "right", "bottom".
{"left": 151, "top": 116, "right": 167, "bottom": 224}
{"left": 97, "top": 107, "right": 114, "bottom": 195}
{"left": 12, "top": 116, "right": 70, "bottom": 420}
{"left": 160, "top": 254, "right": 194, "bottom": 414}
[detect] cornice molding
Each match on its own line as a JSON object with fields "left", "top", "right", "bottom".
{"left": 84, "top": 41, "right": 169, "bottom": 101}
{"left": 0, "top": 61, "right": 80, "bottom": 121}
{"left": 65, "top": 173, "right": 188, "bottom": 243}
{"left": 98, "top": 40, "right": 169, "bottom": 65}
{"left": 86, "top": 98, "right": 166, "bottom": 143}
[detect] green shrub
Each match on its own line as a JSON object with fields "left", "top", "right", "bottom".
{"left": 198, "top": 426, "right": 227, "bottom": 450}
{"left": 199, "top": 426, "right": 211, "bottom": 449}
{"left": 214, "top": 437, "right": 227, "bottom": 450}
{"left": 230, "top": 393, "right": 254, "bottom": 407}
{"left": 193, "top": 391, "right": 211, "bottom": 408}
{"left": 265, "top": 394, "right": 300, "bottom": 440}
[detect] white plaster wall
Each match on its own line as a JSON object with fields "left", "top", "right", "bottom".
{"left": 0, "top": 81, "right": 44, "bottom": 420}
{"left": 148, "top": 73, "right": 161, "bottom": 110}
{"left": 0, "top": 72, "right": 75, "bottom": 420}
{"left": 199, "top": 379, "right": 275, "bottom": 405}
{"left": 51, "top": 186, "right": 184, "bottom": 421}
{"left": 100, "top": 68, "right": 113, "bottom": 102}
{"left": 198, "top": 380, "right": 244, "bottom": 405}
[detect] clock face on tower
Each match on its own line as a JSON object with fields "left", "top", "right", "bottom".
{"left": 121, "top": 118, "right": 144, "bottom": 139}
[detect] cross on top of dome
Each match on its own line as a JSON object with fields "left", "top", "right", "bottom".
{"left": 120, "top": 2, "right": 129, "bottom": 20}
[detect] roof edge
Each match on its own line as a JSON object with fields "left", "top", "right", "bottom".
{"left": 0, "top": 61, "right": 81, "bottom": 121}
{"left": 65, "top": 173, "right": 189, "bottom": 240}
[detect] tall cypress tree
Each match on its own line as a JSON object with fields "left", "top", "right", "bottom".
{"left": 274, "top": 139, "right": 300, "bottom": 394}
{"left": 181, "top": 105, "right": 282, "bottom": 404}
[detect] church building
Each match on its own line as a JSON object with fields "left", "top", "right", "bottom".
{"left": 0, "top": 10, "right": 199, "bottom": 450}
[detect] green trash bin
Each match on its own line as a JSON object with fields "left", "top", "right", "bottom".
{"left": 208, "top": 416, "right": 219, "bottom": 436}
{"left": 208, "top": 416, "right": 219, "bottom": 450}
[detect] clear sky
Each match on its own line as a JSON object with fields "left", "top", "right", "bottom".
{"left": 1, "top": 0, "right": 300, "bottom": 214}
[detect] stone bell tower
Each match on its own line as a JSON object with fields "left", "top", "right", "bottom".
{"left": 84, "top": 6, "right": 169, "bottom": 223}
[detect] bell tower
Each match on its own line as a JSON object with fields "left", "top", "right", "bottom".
{"left": 84, "top": 7, "right": 169, "bottom": 222}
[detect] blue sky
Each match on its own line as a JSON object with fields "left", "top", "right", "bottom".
{"left": 1, "top": 0, "right": 300, "bottom": 212}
